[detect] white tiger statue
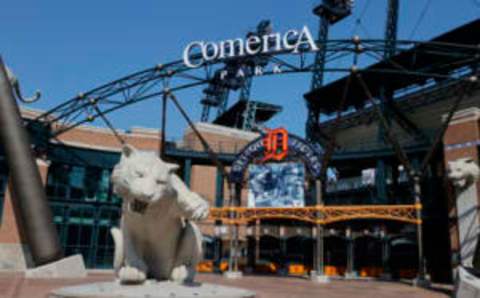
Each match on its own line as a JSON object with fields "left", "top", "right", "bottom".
{"left": 448, "top": 157, "right": 480, "bottom": 190}
{"left": 448, "top": 157, "right": 480, "bottom": 269}
{"left": 110, "top": 145, "right": 209, "bottom": 284}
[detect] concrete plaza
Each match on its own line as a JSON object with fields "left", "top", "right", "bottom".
{"left": 0, "top": 272, "right": 452, "bottom": 298}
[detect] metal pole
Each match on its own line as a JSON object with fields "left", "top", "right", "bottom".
{"left": 227, "top": 184, "right": 235, "bottom": 272}
{"left": 160, "top": 93, "right": 167, "bottom": 159}
{"left": 381, "top": 228, "right": 391, "bottom": 278}
{"left": 0, "top": 58, "right": 63, "bottom": 265}
{"left": 315, "top": 179, "right": 324, "bottom": 276}
{"left": 346, "top": 227, "right": 354, "bottom": 277}
{"left": 227, "top": 182, "right": 241, "bottom": 274}
{"left": 233, "top": 183, "right": 241, "bottom": 272}
{"left": 233, "top": 223, "right": 239, "bottom": 272}
{"left": 413, "top": 175, "right": 427, "bottom": 282}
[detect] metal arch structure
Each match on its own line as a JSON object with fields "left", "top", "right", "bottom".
{"left": 23, "top": 22, "right": 480, "bottom": 280}
{"left": 33, "top": 38, "right": 480, "bottom": 141}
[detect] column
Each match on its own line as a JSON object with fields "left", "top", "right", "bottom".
{"left": 213, "top": 225, "right": 223, "bottom": 273}
{"left": 246, "top": 222, "right": 256, "bottom": 273}
{"left": 311, "top": 179, "right": 329, "bottom": 282}
{"left": 375, "top": 159, "right": 388, "bottom": 204}
{"left": 392, "top": 164, "right": 400, "bottom": 204}
{"left": 410, "top": 157, "right": 429, "bottom": 286}
{"left": 345, "top": 227, "right": 357, "bottom": 279}
{"left": 213, "top": 167, "right": 224, "bottom": 272}
{"left": 183, "top": 158, "right": 192, "bottom": 187}
{"left": 255, "top": 220, "right": 260, "bottom": 271}
{"left": 380, "top": 228, "right": 391, "bottom": 279}
{"left": 280, "top": 226, "right": 287, "bottom": 275}
{"left": 224, "top": 182, "right": 242, "bottom": 279}
{"left": 215, "top": 168, "right": 224, "bottom": 208}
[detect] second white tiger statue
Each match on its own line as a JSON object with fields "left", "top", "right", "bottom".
{"left": 110, "top": 145, "right": 210, "bottom": 284}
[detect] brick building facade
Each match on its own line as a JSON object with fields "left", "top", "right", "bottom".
{"left": 0, "top": 105, "right": 478, "bottom": 283}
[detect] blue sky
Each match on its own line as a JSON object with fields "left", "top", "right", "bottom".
{"left": 0, "top": 1, "right": 478, "bottom": 140}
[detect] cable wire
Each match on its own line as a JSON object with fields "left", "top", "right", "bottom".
{"left": 409, "top": 0, "right": 433, "bottom": 39}
{"left": 351, "top": 0, "right": 372, "bottom": 37}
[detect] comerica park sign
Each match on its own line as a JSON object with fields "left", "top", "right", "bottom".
{"left": 183, "top": 26, "right": 318, "bottom": 68}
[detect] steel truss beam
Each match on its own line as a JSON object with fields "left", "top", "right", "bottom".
{"left": 32, "top": 39, "right": 479, "bottom": 140}
{"left": 209, "top": 204, "right": 420, "bottom": 225}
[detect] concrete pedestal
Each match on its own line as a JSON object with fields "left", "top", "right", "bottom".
{"left": 223, "top": 270, "right": 243, "bottom": 279}
{"left": 0, "top": 243, "right": 33, "bottom": 271}
{"left": 49, "top": 281, "right": 255, "bottom": 298}
{"left": 344, "top": 272, "right": 359, "bottom": 280}
{"left": 455, "top": 266, "right": 480, "bottom": 298}
{"left": 413, "top": 276, "right": 431, "bottom": 288}
{"left": 26, "top": 254, "right": 87, "bottom": 279}
{"left": 309, "top": 271, "right": 330, "bottom": 283}
{"left": 380, "top": 273, "right": 392, "bottom": 281}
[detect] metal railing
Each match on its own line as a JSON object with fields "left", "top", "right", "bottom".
{"left": 326, "top": 172, "right": 409, "bottom": 193}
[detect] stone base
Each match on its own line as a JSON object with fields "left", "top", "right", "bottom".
{"left": 412, "top": 276, "right": 431, "bottom": 288}
{"left": 455, "top": 266, "right": 480, "bottom": 298}
{"left": 223, "top": 270, "right": 243, "bottom": 279}
{"left": 309, "top": 271, "right": 330, "bottom": 283}
{"left": 344, "top": 272, "right": 359, "bottom": 280}
{"left": 49, "top": 281, "right": 255, "bottom": 298}
{"left": 0, "top": 243, "right": 33, "bottom": 271}
{"left": 26, "top": 254, "right": 87, "bottom": 279}
{"left": 380, "top": 273, "right": 392, "bottom": 280}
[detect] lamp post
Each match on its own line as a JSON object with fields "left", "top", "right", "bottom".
{"left": 413, "top": 174, "right": 430, "bottom": 287}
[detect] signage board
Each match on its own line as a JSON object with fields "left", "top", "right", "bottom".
{"left": 248, "top": 162, "right": 305, "bottom": 208}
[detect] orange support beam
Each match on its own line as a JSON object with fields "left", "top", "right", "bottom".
{"left": 209, "top": 205, "right": 420, "bottom": 225}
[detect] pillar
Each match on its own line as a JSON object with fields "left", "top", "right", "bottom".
{"left": 246, "top": 222, "right": 256, "bottom": 273}
{"left": 280, "top": 226, "right": 287, "bottom": 275}
{"left": 183, "top": 158, "right": 192, "bottom": 187}
{"left": 213, "top": 225, "right": 223, "bottom": 273}
{"left": 311, "top": 179, "right": 328, "bottom": 282}
{"left": 215, "top": 168, "right": 224, "bottom": 208}
{"left": 392, "top": 164, "right": 400, "bottom": 204}
{"left": 345, "top": 227, "right": 357, "bottom": 279}
{"left": 375, "top": 159, "right": 388, "bottom": 204}
{"left": 255, "top": 219, "right": 260, "bottom": 270}
{"left": 381, "top": 228, "right": 391, "bottom": 279}
{"left": 213, "top": 167, "right": 224, "bottom": 272}
{"left": 225, "top": 182, "right": 242, "bottom": 278}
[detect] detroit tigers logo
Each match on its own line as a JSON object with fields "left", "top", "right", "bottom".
{"left": 262, "top": 128, "right": 288, "bottom": 162}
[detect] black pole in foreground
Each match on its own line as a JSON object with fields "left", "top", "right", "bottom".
{"left": 0, "top": 57, "right": 63, "bottom": 266}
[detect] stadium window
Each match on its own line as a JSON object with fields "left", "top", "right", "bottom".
{"left": 98, "top": 169, "right": 111, "bottom": 203}
{"left": 69, "top": 166, "right": 85, "bottom": 201}
{"left": 47, "top": 163, "right": 72, "bottom": 201}
{"left": 84, "top": 167, "right": 101, "bottom": 202}
{"left": 47, "top": 162, "right": 121, "bottom": 206}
